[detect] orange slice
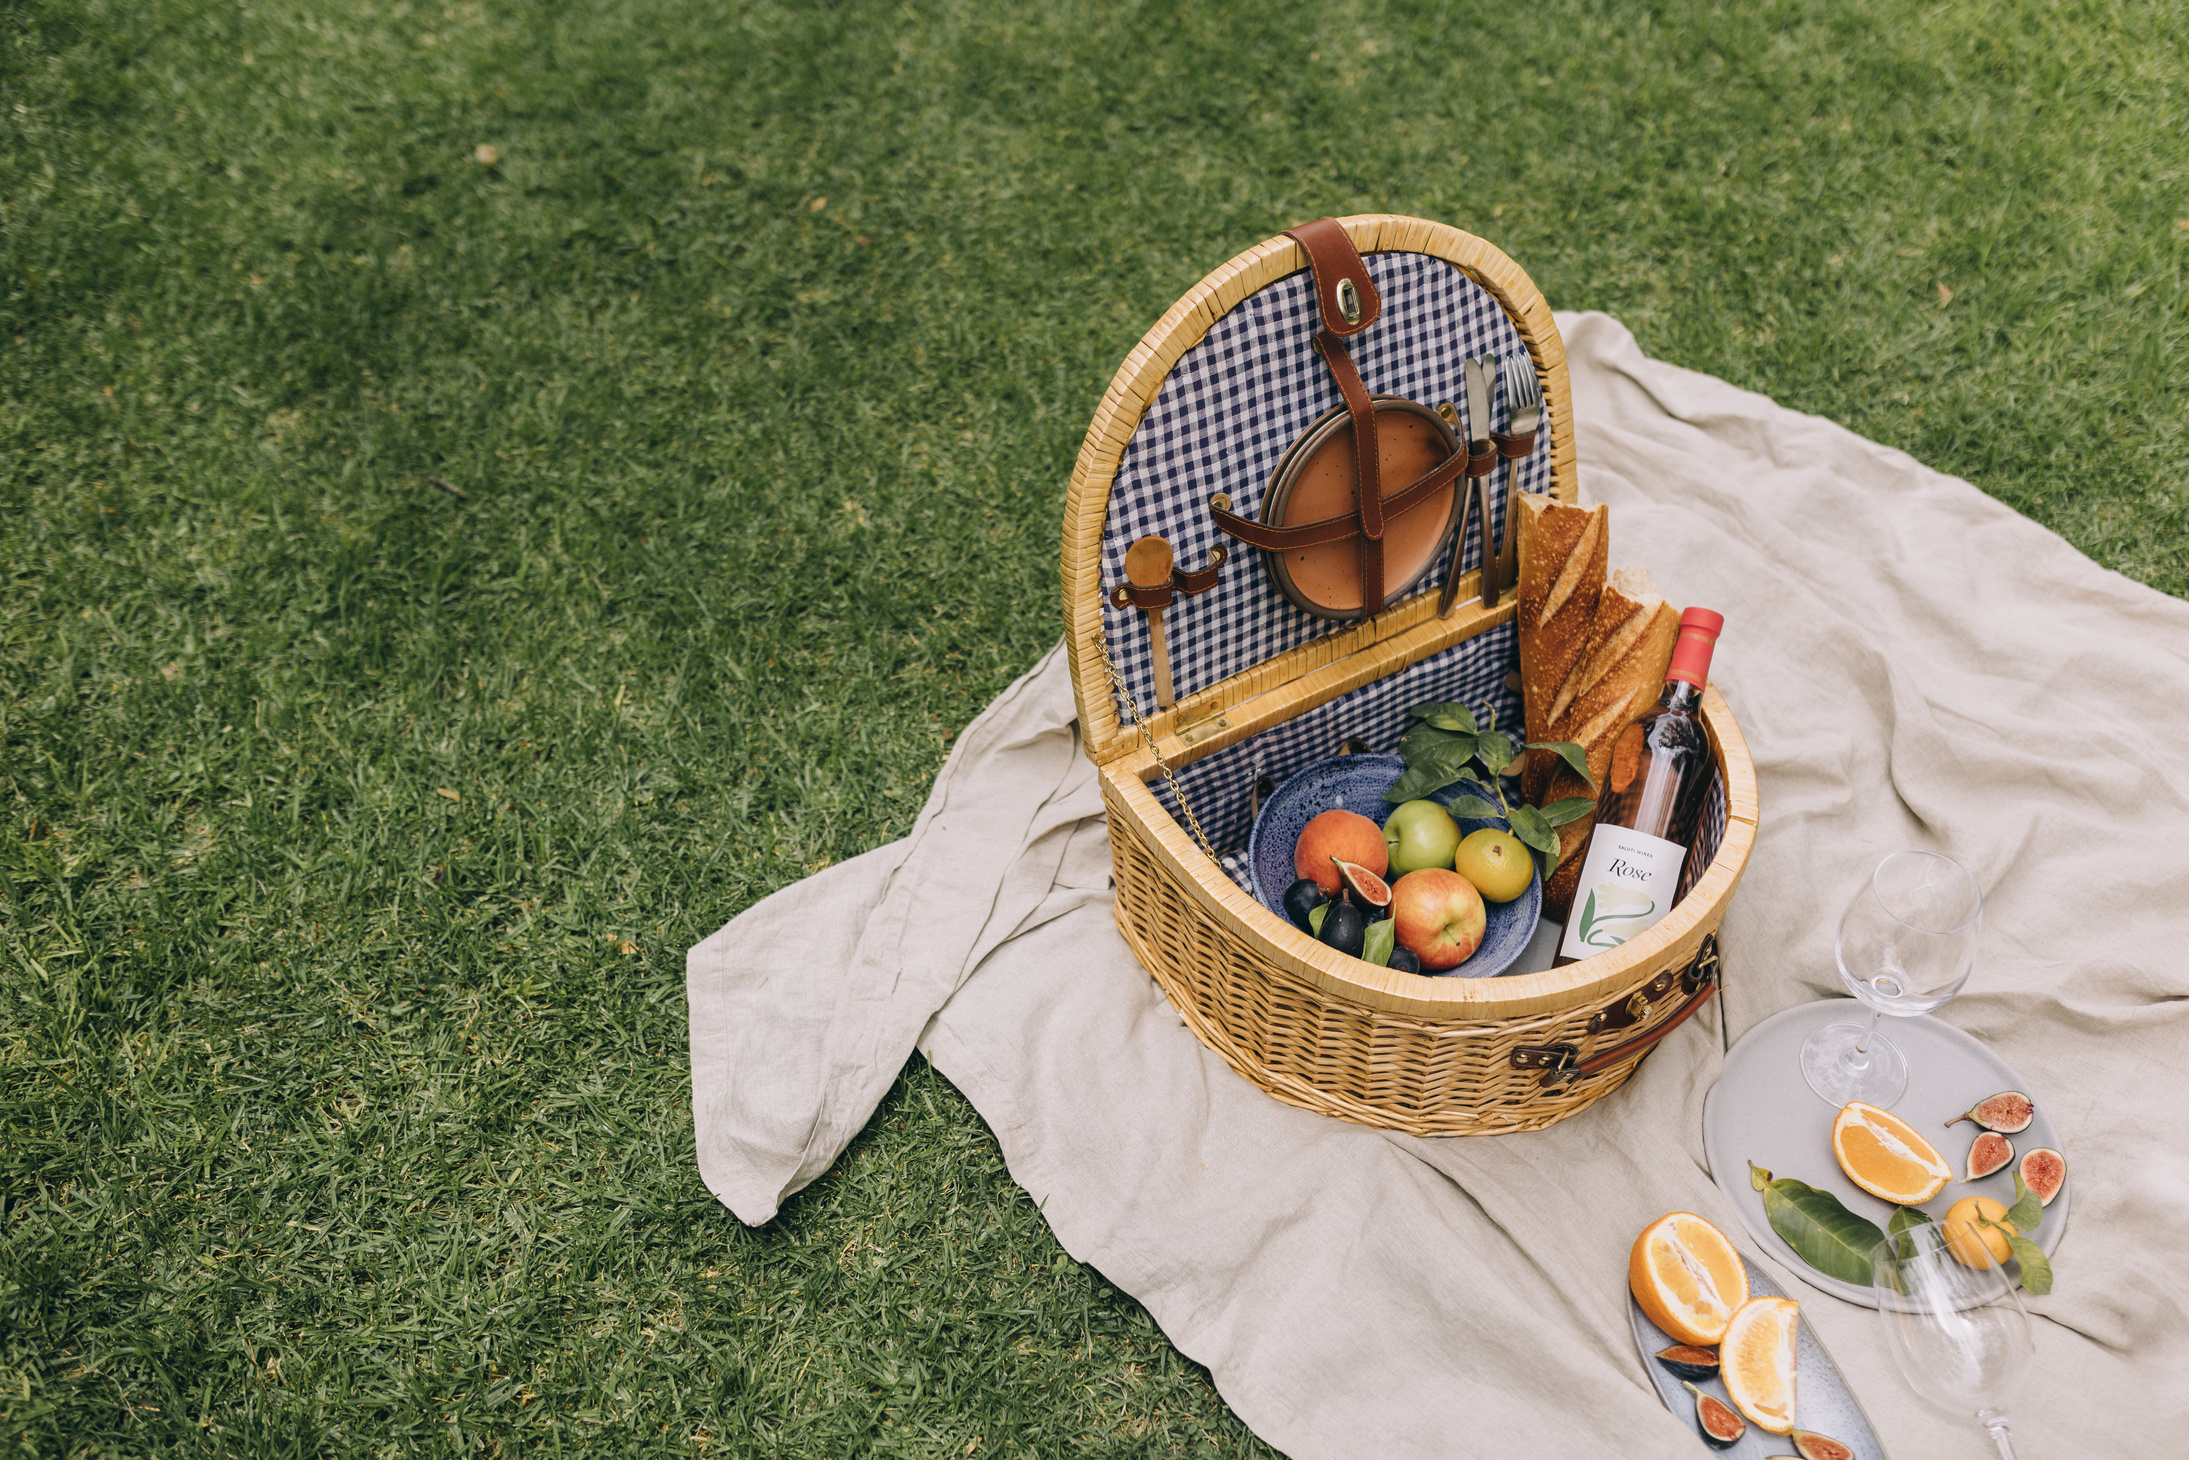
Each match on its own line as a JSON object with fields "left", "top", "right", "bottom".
{"left": 1720, "top": 1295, "right": 1799, "bottom": 1434}
{"left": 1832, "top": 1100, "right": 1953, "bottom": 1204}
{"left": 1629, "top": 1212, "right": 1750, "bottom": 1346}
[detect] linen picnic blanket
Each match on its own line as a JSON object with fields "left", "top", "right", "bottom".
{"left": 686, "top": 313, "right": 2189, "bottom": 1459}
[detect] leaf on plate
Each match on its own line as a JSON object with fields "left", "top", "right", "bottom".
{"left": 1362, "top": 918, "right": 1396, "bottom": 968}
{"left": 1387, "top": 733, "right": 1479, "bottom": 803}
{"left": 2003, "top": 1171, "right": 2044, "bottom": 1232}
{"left": 2005, "top": 1233, "right": 2053, "bottom": 1295}
{"left": 1760, "top": 1174, "right": 1888, "bottom": 1286}
{"left": 1748, "top": 1160, "right": 1772, "bottom": 1193}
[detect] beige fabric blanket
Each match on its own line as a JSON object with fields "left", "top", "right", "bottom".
{"left": 688, "top": 313, "right": 2189, "bottom": 1458}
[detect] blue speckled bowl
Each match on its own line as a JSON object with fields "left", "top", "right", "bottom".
{"left": 1246, "top": 752, "right": 1542, "bottom": 979}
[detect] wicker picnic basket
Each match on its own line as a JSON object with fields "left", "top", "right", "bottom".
{"left": 1063, "top": 215, "right": 1758, "bottom": 1136}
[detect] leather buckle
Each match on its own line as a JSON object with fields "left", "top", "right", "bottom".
{"left": 1511, "top": 1043, "right": 1579, "bottom": 1083}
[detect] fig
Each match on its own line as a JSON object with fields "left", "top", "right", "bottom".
{"left": 1317, "top": 900, "right": 1367, "bottom": 959}
{"left": 1653, "top": 1344, "right": 1719, "bottom": 1382}
{"left": 1965, "top": 1130, "right": 2013, "bottom": 1180}
{"left": 2019, "top": 1147, "right": 2065, "bottom": 1206}
{"left": 1282, "top": 877, "right": 1327, "bottom": 933}
{"left": 1680, "top": 1380, "right": 1745, "bottom": 1449}
{"left": 1387, "top": 946, "right": 1423, "bottom": 975}
{"left": 1331, "top": 857, "right": 1393, "bottom": 910}
{"left": 1790, "top": 1430, "right": 1856, "bottom": 1460}
{"left": 1945, "top": 1090, "right": 2034, "bottom": 1134}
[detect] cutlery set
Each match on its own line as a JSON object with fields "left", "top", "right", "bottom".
{"left": 1438, "top": 351, "right": 1541, "bottom": 616}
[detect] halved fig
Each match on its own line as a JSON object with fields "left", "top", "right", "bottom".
{"left": 1945, "top": 1090, "right": 2034, "bottom": 1134}
{"left": 2020, "top": 1147, "right": 2066, "bottom": 1206}
{"left": 1965, "top": 1130, "right": 2014, "bottom": 1180}
{"left": 1654, "top": 1344, "right": 1720, "bottom": 1381}
{"left": 1681, "top": 1381, "right": 1745, "bottom": 1449}
{"left": 1330, "top": 857, "right": 1393, "bottom": 910}
{"left": 1790, "top": 1430, "right": 1856, "bottom": 1460}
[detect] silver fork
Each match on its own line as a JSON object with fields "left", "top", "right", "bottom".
{"left": 1495, "top": 353, "right": 1544, "bottom": 596}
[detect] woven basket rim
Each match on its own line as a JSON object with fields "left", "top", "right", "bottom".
{"left": 1062, "top": 214, "right": 1577, "bottom": 769}
{"left": 1102, "top": 684, "right": 1759, "bottom": 1021}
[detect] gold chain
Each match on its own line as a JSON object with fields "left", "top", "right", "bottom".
{"left": 1094, "top": 629, "right": 1219, "bottom": 864}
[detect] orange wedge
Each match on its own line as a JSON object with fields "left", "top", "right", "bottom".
{"left": 1629, "top": 1212, "right": 1750, "bottom": 1346}
{"left": 1720, "top": 1295, "right": 1799, "bottom": 1434}
{"left": 1832, "top": 1100, "right": 1953, "bottom": 1204}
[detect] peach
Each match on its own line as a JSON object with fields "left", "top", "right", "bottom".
{"left": 1293, "top": 809, "right": 1387, "bottom": 895}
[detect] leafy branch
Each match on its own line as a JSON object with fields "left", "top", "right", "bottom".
{"left": 1387, "top": 700, "right": 1594, "bottom": 874}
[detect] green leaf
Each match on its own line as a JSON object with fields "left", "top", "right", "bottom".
{"left": 1477, "top": 732, "right": 1515, "bottom": 775}
{"left": 1886, "top": 1204, "right": 1934, "bottom": 1260}
{"left": 1362, "top": 918, "right": 1396, "bottom": 968}
{"left": 1309, "top": 903, "right": 1328, "bottom": 936}
{"left": 1748, "top": 1161, "right": 1772, "bottom": 1193}
{"left": 1507, "top": 803, "right": 1557, "bottom": 853}
{"left": 1387, "top": 733, "right": 1479, "bottom": 803}
{"left": 1525, "top": 740, "right": 1596, "bottom": 791}
{"left": 1760, "top": 1175, "right": 1889, "bottom": 1286}
{"left": 1407, "top": 701, "right": 1477, "bottom": 734}
{"left": 1444, "top": 796, "right": 1503, "bottom": 820}
{"left": 1398, "top": 722, "right": 1470, "bottom": 759}
{"left": 2003, "top": 1171, "right": 2044, "bottom": 1232}
{"left": 2005, "top": 1233, "right": 2053, "bottom": 1295}
{"left": 1539, "top": 796, "right": 1597, "bottom": 828}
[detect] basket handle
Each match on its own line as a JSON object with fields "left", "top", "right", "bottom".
{"left": 1510, "top": 934, "right": 1721, "bottom": 1088}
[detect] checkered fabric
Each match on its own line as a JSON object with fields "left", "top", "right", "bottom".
{"left": 1158, "top": 623, "right": 1522, "bottom": 861}
{"left": 1099, "top": 250, "right": 1554, "bottom": 721}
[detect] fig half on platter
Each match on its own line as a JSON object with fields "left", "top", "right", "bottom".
{"left": 1680, "top": 1381, "right": 1745, "bottom": 1449}
{"left": 1789, "top": 1430, "right": 1857, "bottom": 1460}
{"left": 2020, "top": 1147, "right": 2067, "bottom": 1205}
{"left": 1946, "top": 1090, "right": 2035, "bottom": 1134}
{"left": 1965, "top": 1130, "right": 2014, "bottom": 1180}
{"left": 1653, "top": 1344, "right": 1720, "bottom": 1382}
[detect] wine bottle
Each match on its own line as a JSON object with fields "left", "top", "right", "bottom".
{"left": 1554, "top": 608, "right": 1724, "bottom": 966}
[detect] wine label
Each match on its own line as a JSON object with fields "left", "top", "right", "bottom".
{"left": 1557, "top": 824, "right": 1687, "bottom": 961}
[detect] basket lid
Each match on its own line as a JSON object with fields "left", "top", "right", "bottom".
{"left": 1063, "top": 216, "right": 1577, "bottom": 767}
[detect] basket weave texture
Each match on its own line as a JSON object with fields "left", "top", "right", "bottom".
{"left": 1064, "top": 217, "right": 1758, "bottom": 1135}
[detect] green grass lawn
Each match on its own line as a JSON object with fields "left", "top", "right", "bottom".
{"left": 2, "top": 0, "right": 2182, "bottom": 1454}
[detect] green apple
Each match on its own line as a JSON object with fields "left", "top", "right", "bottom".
{"left": 1382, "top": 799, "right": 1460, "bottom": 875}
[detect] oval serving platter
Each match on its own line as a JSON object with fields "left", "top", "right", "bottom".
{"left": 1701, "top": 999, "right": 2069, "bottom": 1308}
{"left": 1245, "top": 751, "right": 1541, "bottom": 978}
{"left": 1630, "top": 1255, "right": 1887, "bottom": 1459}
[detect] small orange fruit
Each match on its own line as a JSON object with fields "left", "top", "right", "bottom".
{"left": 1629, "top": 1212, "right": 1750, "bottom": 1347}
{"left": 1943, "top": 1195, "right": 2016, "bottom": 1269}
{"left": 1832, "top": 1101, "right": 1953, "bottom": 1204}
{"left": 1720, "top": 1295, "right": 1799, "bottom": 1434}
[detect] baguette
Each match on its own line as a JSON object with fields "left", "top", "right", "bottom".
{"left": 1535, "top": 566, "right": 1681, "bottom": 920}
{"left": 1513, "top": 495, "right": 1608, "bottom": 756}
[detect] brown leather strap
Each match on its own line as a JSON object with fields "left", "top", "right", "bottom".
{"left": 1490, "top": 429, "right": 1538, "bottom": 461}
{"left": 1312, "top": 330, "right": 1385, "bottom": 616}
{"left": 1510, "top": 937, "right": 1723, "bottom": 1087}
{"left": 1282, "top": 218, "right": 1380, "bottom": 337}
{"left": 1465, "top": 442, "right": 1499, "bottom": 478}
{"left": 1113, "top": 580, "right": 1173, "bottom": 611}
{"left": 1209, "top": 449, "right": 1465, "bottom": 552}
{"left": 1171, "top": 546, "right": 1225, "bottom": 594}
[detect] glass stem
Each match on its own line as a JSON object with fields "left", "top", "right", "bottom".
{"left": 1978, "top": 1409, "right": 2016, "bottom": 1460}
{"left": 1843, "top": 1007, "right": 1884, "bottom": 1071}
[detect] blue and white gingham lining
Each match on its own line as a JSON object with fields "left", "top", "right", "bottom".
{"left": 1099, "top": 250, "right": 1554, "bottom": 722}
{"left": 1160, "top": 624, "right": 1522, "bottom": 861}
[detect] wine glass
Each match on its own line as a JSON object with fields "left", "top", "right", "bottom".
{"left": 1872, "top": 1220, "right": 2035, "bottom": 1459}
{"left": 1800, "top": 849, "right": 1983, "bottom": 1106}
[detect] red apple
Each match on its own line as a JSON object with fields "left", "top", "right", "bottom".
{"left": 1391, "top": 868, "right": 1487, "bottom": 971}
{"left": 1293, "top": 809, "right": 1387, "bottom": 896}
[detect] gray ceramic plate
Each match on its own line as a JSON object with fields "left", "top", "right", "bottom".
{"left": 1702, "top": 999, "right": 2069, "bottom": 1308}
{"left": 1630, "top": 1256, "right": 1887, "bottom": 1458}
